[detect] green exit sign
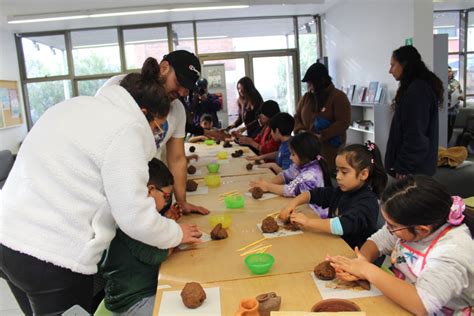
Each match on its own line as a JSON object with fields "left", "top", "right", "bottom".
{"left": 405, "top": 38, "right": 413, "bottom": 46}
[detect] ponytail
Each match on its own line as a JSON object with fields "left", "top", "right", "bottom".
{"left": 339, "top": 141, "right": 387, "bottom": 197}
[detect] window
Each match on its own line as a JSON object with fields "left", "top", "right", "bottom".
{"left": 71, "top": 29, "right": 121, "bottom": 76}
{"left": 77, "top": 79, "right": 109, "bottom": 96}
{"left": 22, "top": 35, "right": 68, "bottom": 78}
{"left": 124, "top": 26, "right": 168, "bottom": 70}
{"left": 298, "top": 16, "right": 318, "bottom": 95}
{"left": 468, "top": 11, "right": 474, "bottom": 52}
{"left": 27, "top": 81, "right": 72, "bottom": 124}
{"left": 467, "top": 11, "right": 474, "bottom": 96}
{"left": 433, "top": 12, "right": 460, "bottom": 52}
{"left": 172, "top": 23, "right": 195, "bottom": 53}
{"left": 196, "top": 18, "right": 295, "bottom": 54}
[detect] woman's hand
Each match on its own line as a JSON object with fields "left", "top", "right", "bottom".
{"left": 289, "top": 212, "right": 309, "bottom": 228}
{"left": 327, "top": 247, "right": 371, "bottom": 280}
{"left": 249, "top": 178, "right": 269, "bottom": 192}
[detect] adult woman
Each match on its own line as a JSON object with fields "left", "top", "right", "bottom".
{"left": 294, "top": 62, "right": 351, "bottom": 171}
{"left": 0, "top": 58, "right": 201, "bottom": 314}
{"left": 227, "top": 76, "right": 264, "bottom": 138}
{"left": 385, "top": 45, "right": 444, "bottom": 178}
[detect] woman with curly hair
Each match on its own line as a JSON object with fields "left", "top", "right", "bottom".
{"left": 385, "top": 45, "right": 444, "bottom": 178}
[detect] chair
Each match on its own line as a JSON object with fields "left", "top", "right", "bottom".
{"left": 0, "top": 150, "right": 15, "bottom": 189}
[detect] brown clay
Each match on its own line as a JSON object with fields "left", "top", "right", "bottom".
{"left": 261, "top": 216, "right": 279, "bottom": 233}
{"left": 189, "top": 146, "right": 196, "bottom": 153}
{"left": 235, "top": 298, "right": 259, "bottom": 316}
{"left": 311, "top": 298, "right": 361, "bottom": 312}
{"left": 223, "top": 141, "right": 232, "bottom": 148}
{"left": 231, "top": 149, "right": 244, "bottom": 157}
{"left": 186, "top": 180, "right": 198, "bottom": 192}
{"left": 356, "top": 279, "right": 371, "bottom": 290}
{"left": 181, "top": 282, "right": 206, "bottom": 309}
{"left": 250, "top": 187, "right": 264, "bottom": 199}
{"left": 254, "top": 159, "right": 262, "bottom": 165}
{"left": 216, "top": 139, "right": 221, "bottom": 145}
{"left": 187, "top": 165, "right": 196, "bottom": 175}
{"left": 314, "top": 260, "right": 336, "bottom": 280}
{"left": 283, "top": 221, "right": 300, "bottom": 231}
{"left": 256, "top": 292, "right": 281, "bottom": 316}
{"left": 246, "top": 163, "right": 253, "bottom": 171}
{"left": 210, "top": 223, "right": 228, "bottom": 240}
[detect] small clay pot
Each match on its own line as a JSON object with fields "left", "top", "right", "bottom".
{"left": 246, "top": 163, "right": 253, "bottom": 171}
{"left": 231, "top": 149, "right": 244, "bottom": 158}
{"left": 235, "top": 298, "right": 259, "bottom": 316}
{"left": 181, "top": 282, "right": 206, "bottom": 309}
{"left": 311, "top": 299, "right": 361, "bottom": 312}
{"left": 186, "top": 180, "right": 198, "bottom": 192}
{"left": 187, "top": 165, "right": 197, "bottom": 175}
{"left": 251, "top": 187, "right": 264, "bottom": 199}
{"left": 256, "top": 292, "right": 281, "bottom": 316}
{"left": 313, "top": 260, "right": 336, "bottom": 281}
{"left": 210, "top": 223, "right": 228, "bottom": 240}
{"left": 189, "top": 146, "right": 196, "bottom": 153}
{"left": 261, "top": 216, "right": 279, "bottom": 233}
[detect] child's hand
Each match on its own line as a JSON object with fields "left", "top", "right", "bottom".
{"left": 179, "top": 223, "right": 203, "bottom": 244}
{"left": 249, "top": 178, "right": 268, "bottom": 192}
{"left": 238, "top": 136, "right": 253, "bottom": 145}
{"left": 289, "top": 212, "right": 308, "bottom": 227}
{"left": 164, "top": 203, "right": 182, "bottom": 221}
{"left": 246, "top": 155, "right": 260, "bottom": 161}
{"left": 279, "top": 206, "right": 295, "bottom": 222}
{"left": 327, "top": 247, "right": 371, "bottom": 280}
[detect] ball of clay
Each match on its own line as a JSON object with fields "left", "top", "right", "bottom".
{"left": 189, "top": 146, "right": 196, "bottom": 153}
{"left": 231, "top": 149, "right": 243, "bottom": 158}
{"left": 314, "top": 260, "right": 336, "bottom": 280}
{"left": 210, "top": 223, "right": 228, "bottom": 240}
{"left": 261, "top": 216, "right": 279, "bottom": 233}
{"left": 186, "top": 180, "right": 198, "bottom": 192}
{"left": 223, "top": 141, "right": 232, "bottom": 148}
{"left": 216, "top": 140, "right": 221, "bottom": 145}
{"left": 187, "top": 165, "right": 196, "bottom": 175}
{"left": 251, "top": 187, "right": 264, "bottom": 199}
{"left": 311, "top": 299, "right": 361, "bottom": 312}
{"left": 246, "top": 163, "right": 253, "bottom": 170}
{"left": 181, "top": 282, "right": 207, "bottom": 309}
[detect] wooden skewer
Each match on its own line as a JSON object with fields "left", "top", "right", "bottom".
{"left": 239, "top": 245, "right": 272, "bottom": 256}
{"left": 236, "top": 237, "right": 266, "bottom": 251}
{"left": 266, "top": 211, "right": 280, "bottom": 217}
{"left": 219, "top": 190, "right": 239, "bottom": 197}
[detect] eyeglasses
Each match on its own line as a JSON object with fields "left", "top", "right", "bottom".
{"left": 386, "top": 222, "right": 414, "bottom": 234}
{"left": 156, "top": 187, "right": 172, "bottom": 202}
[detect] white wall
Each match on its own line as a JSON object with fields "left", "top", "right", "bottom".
{"left": 322, "top": 0, "right": 434, "bottom": 101}
{"left": 0, "top": 21, "right": 28, "bottom": 154}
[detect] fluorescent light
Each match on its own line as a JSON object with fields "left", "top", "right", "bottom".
{"left": 8, "top": 5, "right": 249, "bottom": 24}
{"left": 8, "top": 15, "right": 88, "bottom": 24}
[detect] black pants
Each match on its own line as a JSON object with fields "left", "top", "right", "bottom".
{"left": 0, "top": 244, "right": 93, "bottom": 315}
{"left": 448, "top": 114, "right": 457, "bottom": 143}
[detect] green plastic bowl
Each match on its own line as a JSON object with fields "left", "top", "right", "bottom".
{"left": 204, "top": 139, "right": 216, "bottom": 145}
{"left": 204, "top": 175, "right": 221, "bottom": 188}
{"left": 244, "top": 253, "right": 275, "bottom": 275}
{"left": 224, "top": 194, "right": 245, "bottom": 209}
{"left": 207, "top": 163, "right": 220, "bottom": 173}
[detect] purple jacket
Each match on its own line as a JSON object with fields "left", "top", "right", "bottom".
{"left": 282, "top": 160, "right": 328, "bottom": 218}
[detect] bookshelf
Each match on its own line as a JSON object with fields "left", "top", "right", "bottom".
{"left": 347, "top": 102, "right": 392, "bottom": 159}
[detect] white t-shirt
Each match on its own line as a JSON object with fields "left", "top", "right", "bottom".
{"left": 97, "top": 75, "right": 186, "bottom": 160}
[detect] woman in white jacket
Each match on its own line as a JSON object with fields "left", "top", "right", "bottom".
{"left": 0, "top": 57, "right": 201, "bottom": 314}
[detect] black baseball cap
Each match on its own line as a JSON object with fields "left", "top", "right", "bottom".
{"left": 163, "top": 50, "right": 201, "bottom": 90}
{"left": 302, "top": 62, "right": 329, "bottom": 83}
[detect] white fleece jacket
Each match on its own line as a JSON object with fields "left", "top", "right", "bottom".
{"left": 0, "top": 85, "right": 183, "bottom": 274}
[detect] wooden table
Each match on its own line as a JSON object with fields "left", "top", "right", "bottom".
{"left": 153, "top": 272, "right": 410, "bottom": 316}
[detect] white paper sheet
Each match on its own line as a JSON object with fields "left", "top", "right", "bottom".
{"left": 158, "top": 287, "right": 221, "bottom": 316}
{"left": 186, "top": 186, "right": 208, "bottom": 196}
{"left": 256, "top": 219, "right": 303, "bottom": 239}
{"left": 178, "top": 233, "right": 212, "bottom": 250}
{"left": 244, "top": 192, "right": 279, "bottom": 201}
{"left": 310, "top": 272, "right": 382, "bottom": 299}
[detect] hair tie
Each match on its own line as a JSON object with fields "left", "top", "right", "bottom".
{"left": 365, "top": 141, "right": 376, "bottom": 164}
{"left": 316, "top": 155, "right": 323, "bottom": 161}
{"left": 448, "top": 196, "right": 465, "bottom": 226}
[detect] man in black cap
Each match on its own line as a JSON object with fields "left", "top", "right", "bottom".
{"left": 97, "top": 50, "right": 210, "bottom": 215}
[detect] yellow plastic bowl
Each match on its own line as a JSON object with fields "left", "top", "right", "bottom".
{"left": 216, "top": 151, "right": 228, "bottom": 160}
{"left": 204, "top": 175, "right": 221, "bottom": 188}
{"left": 209, "top": 214, "right": 232, "bottom": 229}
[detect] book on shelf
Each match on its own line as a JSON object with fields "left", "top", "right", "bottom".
{"left": 348, "top": 84, "right": 356, "bottom": 102}
{"left": 374, "top": 85, "right": 384, "bottom": 103}
{"left": 357, "top": 86, "right": 367, "bottom": 103}
{"left": 365, "top": 81, "right": 379, "bottom": 103}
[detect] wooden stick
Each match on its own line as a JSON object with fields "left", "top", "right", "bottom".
{"left": 266, "top": 211, "right": 280, "bottom": 217}
{"left": 236, "top": 237, "right": 266, "bottom": 251}
{"left": 239, "top": 245, "right": 272, "bottom": 256}
{"left": 219, "top": 190, "right": 239, "bottom": 197}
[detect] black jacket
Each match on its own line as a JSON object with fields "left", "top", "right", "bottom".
{"left": 309, "top": 184, "right": 379, "bottom": 249}
{"left": 385, "top": 79, "right": 439, "bottom": 176}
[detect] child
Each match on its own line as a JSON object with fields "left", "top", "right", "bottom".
{"left": 100, "top": 158, "right": 185, "bottom": 315}
{"left": 328, "top": 175, "right": 474, "bottom": 315}
{"left": 279, "top": 141, "right": 387, "bottom": 249}
{"left": 189, "top": 115, "right": 214, "bottom": 143}
{"left": 250, "top": 132, "right": 332, "bottom": 218}
{"left": 238, "top": 100, "right": 281, "bottom": 160}
{"left": 257, "top": 112, "right": 295, "bottom": 173}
